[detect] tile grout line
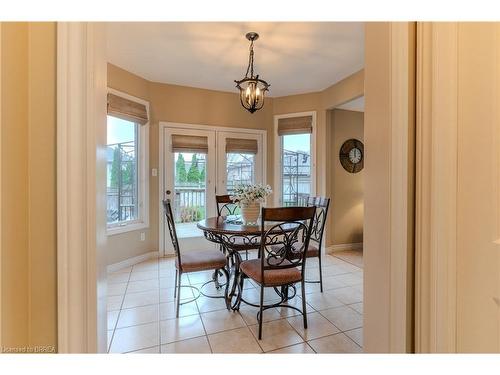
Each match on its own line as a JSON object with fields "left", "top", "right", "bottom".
{"left": 191, "top": 270, "right": 214, "bottom": 353}
{"left": 156, "top": 257, "right": 161, "bottom": 353}
{"left": 108, "top": 267, "right": 133, "bottom": 353}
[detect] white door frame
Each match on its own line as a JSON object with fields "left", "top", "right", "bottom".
{"left": 273, "top": 111, "right": 317, "bottom": 207}
{"left": 414, "top": 22, "right": 459, "bottom": 353}
{"left": 158, "top": 121, "right": 267, "bottom": 256}
{"left": 57, "top": 22, "right": 108, "bottom": 353}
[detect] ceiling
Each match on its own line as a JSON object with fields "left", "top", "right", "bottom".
{"left": 336, "top": 96, "right": 364, "bottom": 112}
{"left": 106, "top": 22, "right": 364, "bottom": 97}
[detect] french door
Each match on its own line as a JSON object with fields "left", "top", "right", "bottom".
{"left": 162, "top": 125, "right": 264, "bottom": 255}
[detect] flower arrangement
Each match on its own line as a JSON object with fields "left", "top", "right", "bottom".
{"left": 230, "top": 183, "right": 272, "bottom": 206}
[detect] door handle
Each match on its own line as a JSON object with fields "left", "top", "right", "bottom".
{"left": 166, "top": 190, "right": 171, "bottom": 195}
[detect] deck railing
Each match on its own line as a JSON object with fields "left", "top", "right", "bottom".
{"left": 173, "top": 186, "right": 206, "bottom": 223}
{"left": 282, "top": 193, "right": 310, "bottom": 207}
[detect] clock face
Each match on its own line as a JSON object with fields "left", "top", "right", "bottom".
{"left": 339, "top": 139, "right": 364, "bottom": 173}
{"left": 349, "top": 147, "right": 362, "bottom": 164}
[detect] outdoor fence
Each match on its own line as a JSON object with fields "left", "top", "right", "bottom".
{"left": 173, "top": 186, "right": 206, "bottom": 223}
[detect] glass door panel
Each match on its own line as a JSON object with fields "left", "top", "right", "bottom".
{"left": 217, "top": 131, "right": 264, "bottom": 196}
{"left": 163, "top": 128, "right": 215, "bottom": 255}
{"left": 173, "top": 152, "right": 207, "bottom": 236}
{"left": 226, "top": 153, "right": 255, "bottom": 193}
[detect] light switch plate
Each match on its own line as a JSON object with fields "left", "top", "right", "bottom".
{"left": 151, "top": 168, "right": 157, "bottom": 177}
{"left": 140, "top": 232, "right": 145, "bottom": 241}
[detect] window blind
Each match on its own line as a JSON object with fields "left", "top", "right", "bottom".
{"left": 277, "top": 115, "right": 313, "bottom": 136}
{"left": 107, "top": 93, "right": 149, "bottom": 125}
{"left": 225, "top": 137, "right": 258, "bottom": 154}
{"left": 171, "top": 135, "right": 209, "bottom": 154}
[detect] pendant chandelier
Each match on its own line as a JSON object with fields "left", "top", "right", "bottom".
{"left": 234, "top": 32, "right": 270, "bottom": 113}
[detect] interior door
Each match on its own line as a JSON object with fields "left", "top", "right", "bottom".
{"left": 216, "top": 131, "right": 264, "bottom": 195}
{"left": 163, "top": 127, "right": 216, "bottom": 254}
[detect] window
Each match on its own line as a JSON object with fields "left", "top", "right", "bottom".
{"left": 275, "top": 113, "right": 315, "bottom": 207}
{"left": 106, "top": 90, "right": 149, "bottom": 234}
{"left": 281, "top": 133, "right": 311, "bottom": 206}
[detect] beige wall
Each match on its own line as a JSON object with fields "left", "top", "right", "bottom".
{"left": 1, "top": 22, "right": 57, "bottom": 350}
{"left": 329, "top": 109, "right": 364, "bottom": 246}
{"left": 107, "top": 64, "right": 274, "bottom": 264}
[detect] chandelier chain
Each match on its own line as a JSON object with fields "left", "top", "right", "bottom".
{"left": 245, "top": 40, "right": 255, "bottom": 79}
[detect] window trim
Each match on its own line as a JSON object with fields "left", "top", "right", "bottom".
{"left": 273, "top": 111, "right": 317, "bottom": 206}
{"left": 106, "top": 88, "right": 150, "bottom": 236}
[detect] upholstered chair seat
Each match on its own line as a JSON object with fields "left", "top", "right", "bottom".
{"left": 175, "top": 250, "right": 227, "bottom": 273}
{"left": 239, "top": 259, "right": 301, "bottom": 287}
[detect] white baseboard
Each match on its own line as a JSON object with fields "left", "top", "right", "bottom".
{"left": 107, "top": 251, "right": 160, "bottom": 273}
{"left": 326, "top": 242, "right": 363, "bottom": 253}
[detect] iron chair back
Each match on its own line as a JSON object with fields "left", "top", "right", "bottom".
{"left": 162, "top": 199, "right": 183, "bottom": 272}
{"left": 307, "top": 196, "right": 330, "bottom": 248}
{"left": 216, "top": 194, "right": 240, "bottom": 217}
{"left": 259, "top": 206, "right": 317, "bottom": 279}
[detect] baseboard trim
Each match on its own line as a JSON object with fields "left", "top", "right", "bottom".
{"left": 326, "top": 242, "right": 363, "bottom": 253}
{"left": 107, "top": 251, "right": 160, "bottom": 273}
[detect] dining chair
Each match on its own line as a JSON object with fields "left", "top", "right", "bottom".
{"left": 305, "top": 196, "right": 331, "bottom": 292}
{"left": 162, "top": 199, "right": 230, "bottom": 317}
{"left": 215, "top": 194, "right": 260, "bottom": 260}
{"left": 237, "top": 206, "right": 316, "bottom": 340}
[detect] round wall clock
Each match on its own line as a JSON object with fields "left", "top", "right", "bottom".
{"left": 339, "top": 138, "right": 364, "bottom": 173}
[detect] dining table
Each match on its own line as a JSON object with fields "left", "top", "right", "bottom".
{"left": 196, "top": 215, "right": 298, "bottom": 310}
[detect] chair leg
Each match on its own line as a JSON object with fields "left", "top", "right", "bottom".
{"left": 174, "top": 269, "right": 178, "bottom": 299}
{"left": 318, "top": 254, "right": 324, "bottom": 293}
{"left": 220, "top": 267, "right": 231, "bottom": 310}
{"left": 176, "top": 271, "right": 182, "bottom": 318}
{"left": 301, "top": 280, "right": 308, "bottom": 330}
{"left": 258, "top": 284, "right": 264, "bottom": 340}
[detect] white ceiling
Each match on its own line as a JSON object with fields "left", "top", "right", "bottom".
{"left": 106, "top": 22, "right": 364, "bottom": 97}
{"left": 336, "top": 96, "right": 364, "bottom": 112}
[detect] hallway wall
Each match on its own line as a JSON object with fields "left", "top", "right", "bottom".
{"left": 0, "top": 22, "right": 57, "bottom": 351}
{"left": 329, "top": 109, "right": 364, "bottom": 247}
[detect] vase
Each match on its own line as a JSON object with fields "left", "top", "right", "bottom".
{"left": 240, "top": 201, "right": 261, "bottom": 225}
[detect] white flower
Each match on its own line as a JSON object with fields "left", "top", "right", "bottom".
{"left": 230, "top": 183, "right": 273, "bottom": 206}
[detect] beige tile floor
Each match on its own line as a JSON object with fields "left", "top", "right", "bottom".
{"left": 107, "top": 249, "right": 363, "bottom": 354}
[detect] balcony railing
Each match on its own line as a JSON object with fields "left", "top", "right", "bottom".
{"left": 107, "top": 188, "right": 136, "bottom": 223}
{"left": 282, "top": 193, "right": 310, "bottom": 207}
{"left": 173, "top": 186, "right": 206, "bottom": 223}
